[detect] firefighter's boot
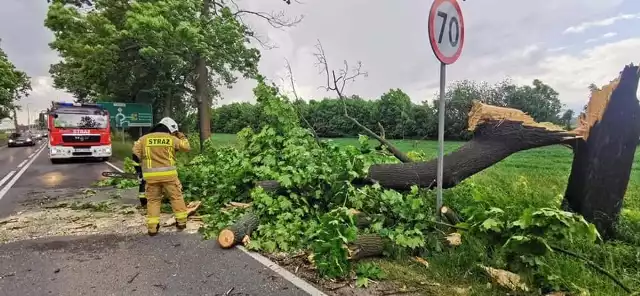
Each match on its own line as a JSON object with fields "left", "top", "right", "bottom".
{"left": 148, "top": 224, "right": 159, "bottom": 236}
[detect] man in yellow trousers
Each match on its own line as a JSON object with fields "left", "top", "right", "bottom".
{"left": 132, "top": 117, "right": 191, "bottom": 236}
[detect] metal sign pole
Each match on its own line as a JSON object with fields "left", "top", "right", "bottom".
{"left": 428, "top": 0, "right": 465, "bottom": 221}
{"left": 436, "top": 62, "right": 446, "bottom": 221}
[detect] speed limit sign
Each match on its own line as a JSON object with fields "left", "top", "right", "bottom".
{"left": 428, "top": 0, "right": 465, "bottom": 64}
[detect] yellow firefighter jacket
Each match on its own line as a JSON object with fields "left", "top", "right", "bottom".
{"left": 132, "top": 132, "right": 191, "bottom": 183}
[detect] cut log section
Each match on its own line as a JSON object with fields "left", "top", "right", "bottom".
{"left": 347, "top": 234, "right": 390, "bottom": 260}
{"left": 218, "top": 211, "right": 260, "bottom": 249}
{"left": 440, "top": 206, "right": 462, "bottom": 225}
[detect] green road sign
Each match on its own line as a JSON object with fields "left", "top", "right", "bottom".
{"left": 98, "top": 102, "right": 153, "bottom": 128}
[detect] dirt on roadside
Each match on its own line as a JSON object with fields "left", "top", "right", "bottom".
{"left": 0, "top": 186, "right": 202, "bottom": 244}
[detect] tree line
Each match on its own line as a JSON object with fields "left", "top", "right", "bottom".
{"left": 209, "top": 78, "right": 576, "bottom": 140}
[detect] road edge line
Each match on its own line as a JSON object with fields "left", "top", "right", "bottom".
{"left": 106, "top": 162, "right": 327, "bottom": 296}
{"left": 0, "top": 171, "right": 16, "bottom": 188}
{"left": 0, "top": 146, "right": 46, "bottom": 200}
{"left": 105, "top": 161, "right": 124, "bottom": 173}
{"left": 236, "top": 246, "right": 328, "bottom": 296}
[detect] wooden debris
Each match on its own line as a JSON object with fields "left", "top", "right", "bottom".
{"left": 412, "top": 256, "right": 429, "bottom": 268}
{"left": 161, "top": 201, "right": 202, "bottom": 227}
{"left": 479, "top": 265, "right": 529, "bottom": 292}
{"left": 445, "top": 233, "right": 462, "bottom": 247}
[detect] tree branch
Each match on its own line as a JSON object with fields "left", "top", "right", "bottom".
{"left": 284, "top": 58, "right": 320, "bottom": 143}
{"left": 208, "top": 0, "right": 303, "bottom": 50}
{"left": 313, "top": 39, "right": 411, "bottom": 163}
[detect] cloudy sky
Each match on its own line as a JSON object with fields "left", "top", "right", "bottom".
{"left": 1, "top": 0, "right": 639, "bottom": 125}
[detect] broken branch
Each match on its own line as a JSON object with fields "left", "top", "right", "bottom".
{"left": 313, "top": 39, "right": 411, "bottom": 163}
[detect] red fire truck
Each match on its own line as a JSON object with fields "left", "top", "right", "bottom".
{"left": 46, "top": 102, "right": 112, "bottom": 163}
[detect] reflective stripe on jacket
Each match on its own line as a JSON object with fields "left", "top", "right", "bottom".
{"left": 132, "top": 132, "right": 190, "bottom": 183}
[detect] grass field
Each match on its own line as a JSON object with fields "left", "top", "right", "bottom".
{"left": 0, "top": 132, "right": 7, "bottom": 146}
{"left": 114, "top": 133, "right": 640, "bottom": 294}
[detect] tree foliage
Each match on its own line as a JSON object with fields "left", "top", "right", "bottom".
{"left": 209, "top": 79, "right": 567, "bottom": 140}
{"left": 0, "top": 41, "right": 31, "bottom": 120}
{"left": 45, "top": 0, "right": 264, "bottom": 125}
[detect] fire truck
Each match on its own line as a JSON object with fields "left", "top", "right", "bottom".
{"left": 46, "top": 102, "right": 112, "bottom": 163}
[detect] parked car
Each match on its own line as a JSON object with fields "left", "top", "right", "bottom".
{"left": 7, "top": 132, "right": 36, "bottom": 147}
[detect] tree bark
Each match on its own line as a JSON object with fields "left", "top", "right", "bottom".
{"left": 563, "top": 64, "right": 640, "bottom": 239}
{"left": 163, "top": 92, "right": 172, "bottom": 118}
{"left": 195, "top": 0, "right": 212, "bottom": 151}
{"left": 347, "top": 234, "right": 389, "bottom": 260}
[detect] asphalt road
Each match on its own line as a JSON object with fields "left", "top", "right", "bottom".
{"left": 0, "top": 141, "right": 323, "bottom": 296}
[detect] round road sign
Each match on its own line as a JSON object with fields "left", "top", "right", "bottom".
{"left": 428, "top": 0, "right": 465, "bottom": 64}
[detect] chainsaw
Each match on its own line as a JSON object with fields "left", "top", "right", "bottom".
{"left": 102, "top": 171, "right": 139, "bottom": 179}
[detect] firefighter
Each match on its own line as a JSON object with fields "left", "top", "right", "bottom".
{"left": 131, "top": 142, "right": 147, "bottom": 208}
{"left": 132, "top": 117, "right": 191, "bottom": 236}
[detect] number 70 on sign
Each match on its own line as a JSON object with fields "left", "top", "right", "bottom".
{"left": 428, "top": 0, "right": 465, "bottom": 65}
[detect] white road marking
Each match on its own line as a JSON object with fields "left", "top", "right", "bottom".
{"left": 105, "top": 161, "right": 124, "bottom": 173}
{"left": 0, "top": 171, "right": 16, "bottom": 188}
{"left": 17, "top": 159, "right": 28, "bottom": 168}
{"left": 107, "top": 163, "right": 326, "bottom": 296}
{"left": 237, "top": 246, "right": 328, "bottom": 296}
{"left": 0, "top": 146, "right": 46, "bottom": 200}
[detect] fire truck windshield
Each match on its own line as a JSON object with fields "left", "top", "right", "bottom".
{"left": 53, "top": 113, "right": 109, "bottom": 129}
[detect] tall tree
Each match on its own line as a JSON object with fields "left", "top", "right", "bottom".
{"left": 0, "top": 41, "right": 31, "bottom": 120}
{"left": 561, "top": 109, "right": 574, "bottom": 130}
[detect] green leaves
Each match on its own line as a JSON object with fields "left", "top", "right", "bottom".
{"left": 355, "top": 262, "right": 386, "bottom": 288}
{"left": 45, "top": 0, "right": 260, "bottom": 119}
{"left": 0, "top": 43, "right": 30, "bottom": 119}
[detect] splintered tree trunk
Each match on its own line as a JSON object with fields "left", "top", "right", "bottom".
{"left": 563, "top": 64, "right": 640, "bottom": 239}
{"left": 366, "top": 120, "right": 577, "bottom": 190}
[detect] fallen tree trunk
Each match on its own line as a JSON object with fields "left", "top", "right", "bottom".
{"left": 218, "top": 211, "right": 259, "bottom": 249}
{"left": 563, "top": 64, "right": 640, "bottom": 239}
{"left": 366, "top": 119, "right": 577, "bottom": 191}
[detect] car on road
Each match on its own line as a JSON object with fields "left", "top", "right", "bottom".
{"left": 7, "top": 132, "right": 36, "bottom": 147}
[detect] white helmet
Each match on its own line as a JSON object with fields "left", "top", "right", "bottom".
{"left": 158, "top": 117, "right": 179, "bottom": 133}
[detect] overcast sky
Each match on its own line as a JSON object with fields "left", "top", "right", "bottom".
{"left": 1, "top": 0, "right": 639, "bottom": 125}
